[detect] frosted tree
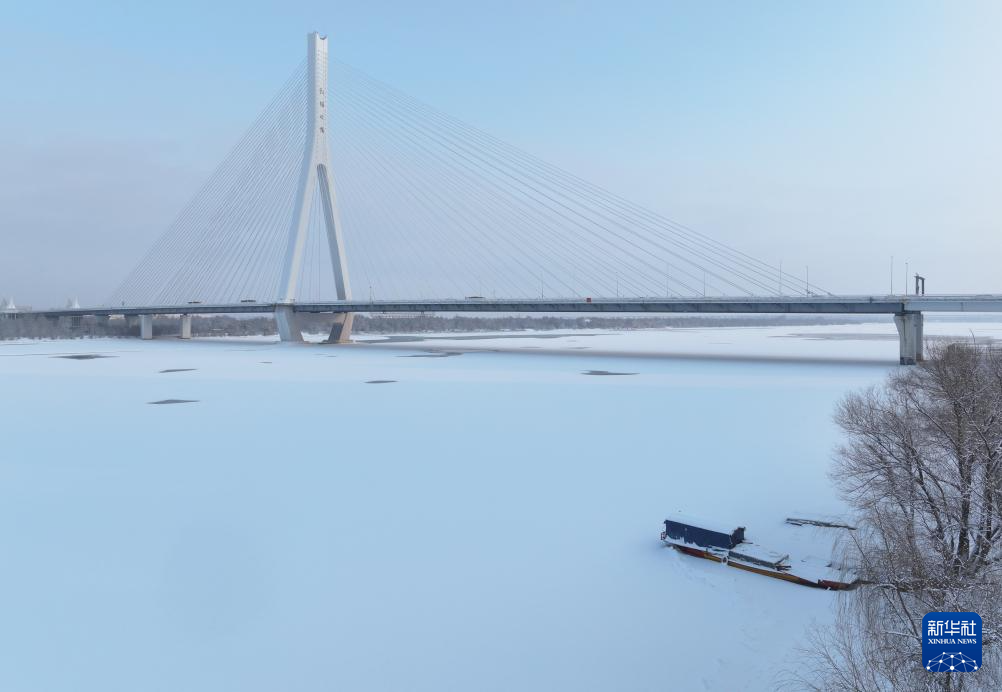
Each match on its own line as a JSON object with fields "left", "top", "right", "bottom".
{"left": 790, "top": 343, "right": 1002, "bottom": 691}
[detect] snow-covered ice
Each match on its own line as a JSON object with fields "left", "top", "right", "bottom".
{"left": 1, "top": 318, "right": 998, "bottom": 691}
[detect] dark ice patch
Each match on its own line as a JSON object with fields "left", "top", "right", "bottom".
{"left": 53, "top": 354, "right": 114, "bottom": 360}
{"left": 582, "top": 370, "right": 637, "bottom": 376}
{"left": 148, "top": 399, "right": 199, "bottom": 405}
{"left": 398, "top": 351, "right": 463, "bottom": 358}
{"left": 365, "top": 380, "right": 397, "bottom": 384}
{"left": 159, "top": 368, "right": 197, "bottom": 373}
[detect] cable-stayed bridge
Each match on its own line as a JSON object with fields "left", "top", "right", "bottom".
{"left": 18, "top": 33, "right": 1002, "bottom": 364}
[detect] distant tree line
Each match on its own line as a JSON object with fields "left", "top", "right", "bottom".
{"left": 348, "top": 313, "right": 874, "bottom": 333}
{"left": 0, "top": 312, "right": 875, "bottom": 341}
{"left": 0, "top": 314, "right": 277, "bottom": 340}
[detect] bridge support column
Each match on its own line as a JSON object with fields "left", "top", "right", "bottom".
{"left": 275, "top": 305, "right": 303, "bottom": 343}
{"left": 894, "top": 312, "right": 924, "bottom": 365}
{"left": 140, "top": 314, "right": 154, "bottom": 340}
{"left": 326, "top": 313, "right": 354, "bottom": 344}
{"left": 180, "top": 314, "right": 192, "bottom": 340}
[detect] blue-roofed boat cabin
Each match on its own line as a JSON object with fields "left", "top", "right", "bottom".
{"left": 661, "top": 515, "right": 745, "bottom": 550}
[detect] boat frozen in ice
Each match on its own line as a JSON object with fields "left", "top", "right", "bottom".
{"left": 660, "top": 514, "right": 857, "bottom": 590}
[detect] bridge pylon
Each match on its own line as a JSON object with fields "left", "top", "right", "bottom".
{"left": 275, "top": 32, "right": 353, "bottom": 343}
{"left": 894, "top": 311, "right": 924, "bottom": 365}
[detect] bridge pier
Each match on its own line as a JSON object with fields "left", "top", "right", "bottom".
{"left": 180, "top": 314, "right": 192, "bottom": 339}
{"left": 140, "top": 314, "right": 154, "bottom": 340}
{"left": 275, "top": 305, "right": 303, "bottom": 342}
{"left": 894, "top": 312, "right": 924, "bottom": 365}
{"left": 326, "top": 313, "right": 354, "bottom": 343}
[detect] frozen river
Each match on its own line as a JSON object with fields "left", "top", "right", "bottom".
{"left": 2, "top": 319, "right": 1000, "bottom": 691}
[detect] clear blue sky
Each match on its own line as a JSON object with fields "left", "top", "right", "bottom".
{"left": 2, "top": 1, "right": 1000, "bottom": 306}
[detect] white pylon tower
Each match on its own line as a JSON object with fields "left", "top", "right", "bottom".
{"left": 275, "top": 32, "right": 353, "bottom": 343}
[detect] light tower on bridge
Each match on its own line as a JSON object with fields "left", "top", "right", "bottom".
{"left": 275, "top": 32, "right": 353, "bottom": 343}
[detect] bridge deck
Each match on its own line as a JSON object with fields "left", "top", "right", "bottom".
{"left": 13, "top": 294, "right": 1002, "bottom": 319}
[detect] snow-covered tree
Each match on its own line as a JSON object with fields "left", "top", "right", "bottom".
{"left": 793, "top": 342, "right": 1002, "bottom": 691}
